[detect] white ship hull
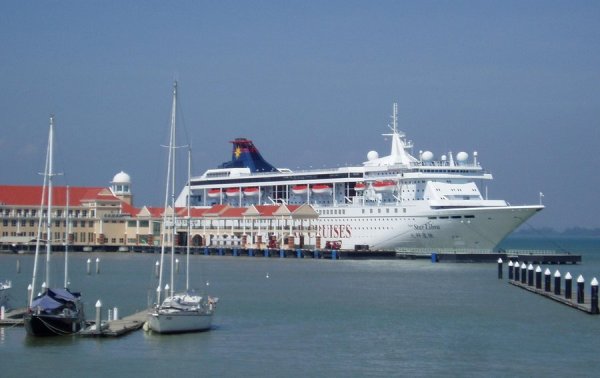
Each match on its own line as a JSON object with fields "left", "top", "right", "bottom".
{"left": 322, "top": 205, "right": 542, "bottom": 251}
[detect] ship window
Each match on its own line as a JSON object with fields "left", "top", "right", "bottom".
{"left": 464, "top": 215, "right": 475, "bottom": 218}
{"left": 439, "top": 216, "right": 449, "bottom": 219}
{"left": 451, "top": 216, "right": 461, "bottom": 219}
{"left": 428, "top": 217, "right": 437, "bottom": 220}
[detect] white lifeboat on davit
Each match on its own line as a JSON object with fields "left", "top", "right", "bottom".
{"left": 311, "top": 184, "right": 332, "bottom": 195}
{"left": 243, "top": 187, "right": 260, "bottom": 196}
{"left": 207, "top": 189, "right": 222, "bottom": 198}
{"left": 373, "top": 180, "right": 396, "bottom": 192}
{"left": 225, "top": 188, "right": 241, "bottom": 197}
{"left": 292, "top": 185, "right": 308, "bottom": 195}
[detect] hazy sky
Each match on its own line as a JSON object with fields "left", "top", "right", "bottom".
{"left": 1, "top": 1, "right": 598, "bottom": 231}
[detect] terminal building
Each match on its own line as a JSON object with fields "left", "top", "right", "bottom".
{"left": 0, "top": 172, "right": 318, "bottom": 252}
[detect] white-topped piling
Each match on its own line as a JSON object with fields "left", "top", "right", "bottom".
{"left": 527, "top": 264, "right": 534, "bottom": 286}
{"left": 514, "top": 261, "right": 520, "bottom": 281}
{"left": 16, "top": 259, "right": 20, "bottom": 274}
{"left": 155, "top": 260, "right": 160, "bottom": 278}
{"left": 498, "top": 258, "right": 503, "bottom": 279}
{"left": 95, "top": 300, "right": 102, "bottom": 332}
{"left": 113, "top": 307, "right": 119, "bottom": 320}
{"left": 508, "top": 260, "right": 514, "bottom": 280}
{"left": 591, "top": 278, "right": 599, "bottom": 314}
{"left": 521, "top": 263, "right": 527, "bottom": 284}
{"left": 565, "top": 272, "right": 573, "bottom": 299}
{"left": 554, "top": 270, "right": 561, "bottom": 295}
{"left": 96, "top": 257, "right": 100, "bottom": 274}
{"left": 87, "top": 258, "right": 91, "bottom": 275}
{"left": 544, "top": 268, "right": 552, "bottom": 292}
{"left": 535, "top": 266, "right": 542, "bottom": 289}
{"left": 577, "top": 275, "right": 585, "bottom": 304}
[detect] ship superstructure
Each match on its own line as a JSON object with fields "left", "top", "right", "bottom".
{"left": 176, "top": 104, "right": 542, "bottom": 251}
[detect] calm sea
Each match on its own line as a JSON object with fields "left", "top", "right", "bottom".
{"left": 1, "top": 236, "right": 599, "bottom": 377}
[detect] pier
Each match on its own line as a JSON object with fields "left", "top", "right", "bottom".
{"left": 79, "top": 309, "right": 147, "bottom": 337}
{"left": 502, "top": 259, "right": 599, "bottom": 315}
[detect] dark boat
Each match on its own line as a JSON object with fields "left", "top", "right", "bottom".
{"left": 24, "top": 288, "right": 85, "bottom": 336}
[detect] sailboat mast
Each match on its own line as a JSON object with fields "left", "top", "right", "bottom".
{"left": 186, "top": 147, "right": 191, "bottom": 292}
{"left": 169, "top": 81, "right": 177, "bottom": 298}
{"left": 45, "top": 116, "right": 54, "bottom": 290}
{"left": 29, "top": 119, "right": 51, "bottom": 305}
{"left": 64, "top": 185, "right": 70, "bottom": 288}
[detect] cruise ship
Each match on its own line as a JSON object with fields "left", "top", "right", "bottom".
{"left": 176, "top": 104, "right": 543, "bottom": 251}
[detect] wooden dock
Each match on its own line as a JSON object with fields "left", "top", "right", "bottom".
{"left": 79, "top": 309, "right": 147, "bottom": 337}
{"left": 509, "top": 280, "right": 598, "bottom": 314}
{"left": 0, "top": 307, "right": 26, "bottom": 327}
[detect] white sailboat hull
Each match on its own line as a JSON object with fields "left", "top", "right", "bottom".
{"left": 147, "top": 309, "right": 213, "bottom": 334}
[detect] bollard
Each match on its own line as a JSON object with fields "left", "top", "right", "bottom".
{"left": 554, "top": 270, "right": 561, "bottom": 295}
{"left": 96, "top": 257, "right": 100, "bottom": 274}
{"left": 87, "top": 258, "right": 91, "bottom": 275}
{"left": 497, "top": 258, "right": 503, "bottom": 279}
{"left": 155, "top": 261, "right": 160, "bottom": 278}
{"left": 535, "top": 266, "right": 542, "bottom": 289}
{"left": 544, "top": 268, "right": 551, "bottom": 292}
{"left": 591, "top": 278, "right": 599, "bottom": 314}
{"left": 527, "top": 264, "right": 534, "bottom": 286}
{"left": 95, "top": 300, "right": 102, "bottom": 332}
{"left": 16, "top": 259, "right": 20, "bottom": 274}
{"left": 514, "top": 262, "right": 520, "bottom": 282}
{"left": 564, "top": 272, "right": 572, "bottom": 299}
{"left": 508, "top": 261, "right": 514, "bottom": 280}
{"left": 520, "top": 263, "right": 527, "bottom": 284}
{"left": 577, "top": 275, "right": 585, "bottom": 304}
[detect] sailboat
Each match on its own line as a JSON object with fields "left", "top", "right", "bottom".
{"left": 24, "top": 116, "right": 86, "bottom": 336}
{"left": 146, "top": 82, "right": 216, "bottom": 334}
{"left": 0, "top": 280, "right": 11, "bottom": 309}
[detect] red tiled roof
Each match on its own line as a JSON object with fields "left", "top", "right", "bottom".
{"left": 0, "top": 185, "right": 116, "bottom": 207}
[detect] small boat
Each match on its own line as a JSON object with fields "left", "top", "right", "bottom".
{"left": 0, "top": 280, "right": 11, "bottom": 309}
{"left": 207, "top": 189, "right": 222, "bottom": 198}
{"left": 354, "top": 182, "right": 366, "bottom": 191}
{"left": 225, "top": 188, "right": 241, "bottom": 197}
{"left": 24, "top": 116, "right": 85, "bottom": 337}
{"left": 147, "top": 82, "right": 216, "bottom": 334}
{"left": 243, "top": 187, "right": 260, "bottom": 196}
{"left": 373, "top": 180, "right": 396, "bottom": 192}
{"left": 311, "top": 184, "right": 332, "bottom": 194}
{"left": 292, "top": 185, "right": 308, "bottom": 195}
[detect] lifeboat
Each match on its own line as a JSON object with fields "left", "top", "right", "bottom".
{"left": 243, "top": 187, "right": 260, "bottom": 196}
{"left": 292, "top": 185, "right": 309, "bottom": 195}
{"left": 354, "top": 182, "right": 366, "bottom": 191}
{"left": 373, "top": 180, "right": 396, "bottom": 192}
{"left": 207, "top": 189, "right": 222, "bottom": 198}
{"left": 311, "top": 184, "right": 332, "bottom": 194}
{"left": 225, "top": 188, "right": 241, "bottom": 197}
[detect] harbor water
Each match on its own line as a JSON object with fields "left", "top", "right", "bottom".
{"left": 1, "top": 235, "right": 599, "bottom": 377}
